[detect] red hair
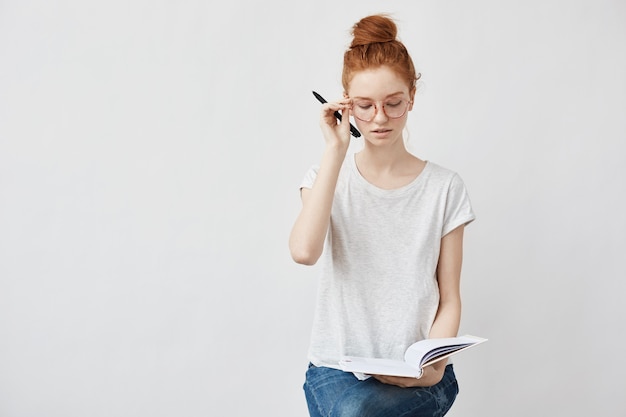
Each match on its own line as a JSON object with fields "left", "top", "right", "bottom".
{"left": 342, "top": 14, "right": 420, "bottom": 93}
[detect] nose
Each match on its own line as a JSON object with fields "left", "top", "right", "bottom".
{"left": 372, "top": 103, "right": 389, "bottom": 123}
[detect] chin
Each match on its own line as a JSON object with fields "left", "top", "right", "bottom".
{"left": 365, "top": 132, "right": 402, "bottom": 146}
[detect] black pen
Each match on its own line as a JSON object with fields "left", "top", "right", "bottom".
{"left": 312, "top": 91, "right": 361, "bottom": 138}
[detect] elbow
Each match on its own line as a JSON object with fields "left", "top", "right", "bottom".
{"left": 289, "top": 230, "right": 323, "bottom": 265}
{"left": 289, "top": 245, "right": 321, "bottom": 266}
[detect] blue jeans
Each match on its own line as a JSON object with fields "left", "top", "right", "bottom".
{"left": 303, "top": 363, "right": 459, "bottom": 417}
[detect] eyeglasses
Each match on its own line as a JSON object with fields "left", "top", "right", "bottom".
{"left": 351, "top": 98, "right": 412, "bottom": 122}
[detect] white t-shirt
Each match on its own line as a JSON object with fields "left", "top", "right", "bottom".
{"left": 300, "top": 153, "right": 476, "bottom": 369}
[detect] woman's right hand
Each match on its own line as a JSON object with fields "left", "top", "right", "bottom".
{"left": 319, "top": 98, "right": 352, "bottom": 150}
{"left": 289, "top": 98, "right": 352, "bottom": 266}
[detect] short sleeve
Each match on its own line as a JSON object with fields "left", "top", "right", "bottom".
{"left": 299, "top": 165, "right": 320, "bottom": 190}
{"left": 442, "top": 173, "right": 476, "bottom": 237}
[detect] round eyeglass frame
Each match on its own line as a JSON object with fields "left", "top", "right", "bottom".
{"left": 351, "top": 98, "right": 412, "bottom": 122}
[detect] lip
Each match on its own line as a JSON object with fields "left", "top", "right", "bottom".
{"left": 370, "top": 128, "right": 393, "bottom": 138}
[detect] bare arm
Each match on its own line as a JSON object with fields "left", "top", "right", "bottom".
{"left": 289, "top": 99, "right": 352, "bottom": 265}
{"left": 374, "top": 225, "right": 465, "bottom": 388}
{"left": 429, "top": 224, "right": 464, "bottom": 339}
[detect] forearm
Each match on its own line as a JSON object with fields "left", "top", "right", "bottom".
{"left": 421, "top": 226, "right": 464, "bottom": 383}
{"left": 430, "top": 225, "right": 464, "bottom": 340}
{"left": 429, "top": 296, "right": 461, "bottom": 340}
{"left": 289, "top": 144, "right": 346, "bottom": 265}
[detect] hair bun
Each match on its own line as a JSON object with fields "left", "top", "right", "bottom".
{"left": 342, "top": 14, "right": 419, "bottom": 93}
{"left": 350, "top": 14, "right": 398, "bottom": 48}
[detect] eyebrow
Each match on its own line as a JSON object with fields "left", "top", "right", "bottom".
{"left": 351, "top": 91, "right": 405, "bottom": 100}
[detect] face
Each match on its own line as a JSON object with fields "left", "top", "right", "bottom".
{"left": 346, "top": 66, "right": 415, "bottom": 147}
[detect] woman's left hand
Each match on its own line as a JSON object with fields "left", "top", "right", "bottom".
{"left": 372, "top": 363, "right": 445, "bottom": 388}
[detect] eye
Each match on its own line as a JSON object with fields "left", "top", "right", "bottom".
{"left": 356, "top": 102, "right": 373, "bottom": 110}
{"left": 385, "top": 100, "right": 403, "bottom": 108}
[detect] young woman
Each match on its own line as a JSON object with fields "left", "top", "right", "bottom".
{"left": 289, "top": 14, "right": 476, "bottom": 417}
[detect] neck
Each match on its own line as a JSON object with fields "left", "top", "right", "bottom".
{"left": 354, "top": 143, "right": 425, "bottom": 190}
{"left": 358, "top": 141, "right": 413, "bottom": 173}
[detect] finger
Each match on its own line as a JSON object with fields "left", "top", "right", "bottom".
{"left": 328, "top": 99, "right": 351, "bottom": 134}
{"left": 320, "top": 103, "right": 339, "bottom": 123}
{"left": 341, "top": 102, "right": 351, "bottom": 135}
{"left": 322, "top": 101, "right": 349, "bottom": 116}
{"left": 320, "top": 104, "right": 339, "bottom": 126}
{"left": 372, "top": 374, "right": 388, "bottom": 383}
{"left": 321, "top": 101, "right": 351, "bottom": 129}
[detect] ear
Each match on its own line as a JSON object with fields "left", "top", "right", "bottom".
{"left": 343, "top": 91, "right": 349, "bottom": 98}
{"left": 408, "top": 86, "right": 417, "bottom": 111}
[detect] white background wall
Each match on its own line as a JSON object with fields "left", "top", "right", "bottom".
{"left": 1, "top": 1, "right": 625, "bottom": 416}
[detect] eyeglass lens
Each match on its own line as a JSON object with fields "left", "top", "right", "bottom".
{"left": 352, "top": 99, "right": 408, "bottom": 121}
